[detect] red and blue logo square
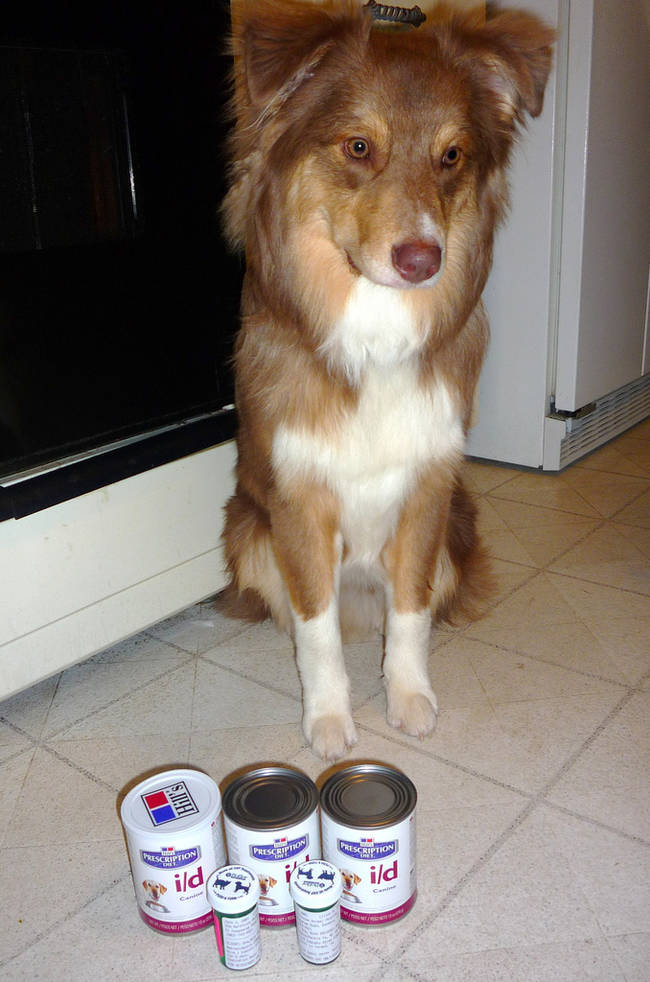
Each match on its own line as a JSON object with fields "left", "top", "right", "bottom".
{"left": 141, "top": 781, "right": 199, "bottom": 827}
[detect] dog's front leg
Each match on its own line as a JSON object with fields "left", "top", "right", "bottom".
{"left": 382, "top": 469, "right": 454, "bottom": 738}
{"left": 383, "top": 599, "right": 438, "bottom": 737}
{"left": 271, "top": 489, "right": 357, "bottom": 760}
{"left": 293, "top": 585, "right": 359, "bottom": 761}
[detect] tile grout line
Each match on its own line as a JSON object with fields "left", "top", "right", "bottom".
{"left": 341, "top": 926, "right": 425, "bottom": 980}
{"left": 359, "top": 627, "right": 648, "bottom": 804}
{"left": 38, "top": 653, "right": 197, "bottom": 743}
{"left": 0, "top": 715, "right": 121, "bottom": 794}
{"left": 542, "top": 567, "right": 650, "bottom": 601}
{"left": 143, "top": 612, "right": 256, "bottom": 653}
{"left": 483, "top": 456, "right": 650, "bottom": 514}
{"left": 371, "top": 670, "right": 649, "bottom": 975}
{"left": 355, "top": 716, "right": 535, "bottom": 802}
{"left": 561, "top": 474, "right": 650, "bottom": 523}
{"left": 537, "top": 514, "right": 608, "bottom": 567}
{"left": 0, "top": 738, "right": 37, "bottom": 770}
{"left": 534, "top": 667, "right": 650, "bottom": 802}
{"left": 458, "top": 634, "right": 635, "bottom": 690}
{"left": 485, "top": 492, "right": 602, "bottom": 521}
{"left": 197, "top": 649, "right": 303, "bottom": 705}
{"left": 0, "top": 875, "right": 129, "bottom": 973}
{"left": 540, "top": 798, "right": 650, "bottom": 849}
{"left": 356, "top": 698, "right": 650, "bottom": 852}
{"left": 0, "top": 651, "right": 203, "bottom": 798}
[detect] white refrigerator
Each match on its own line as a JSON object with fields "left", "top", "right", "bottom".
{"left": 466, "top": 0, "right": 650, "bottom": 470}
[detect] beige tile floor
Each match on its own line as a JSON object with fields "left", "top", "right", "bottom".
{"left": 1, "top": 420, "right": 649, "bottom": 981}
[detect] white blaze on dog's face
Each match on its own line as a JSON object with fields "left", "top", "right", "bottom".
{"left": 312, "top": 83, "right": 467, "bottom": 293}
{"left": 276, "top": 41, "right": 497, "bottom": 377}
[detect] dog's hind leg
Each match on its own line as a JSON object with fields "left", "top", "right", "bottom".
{"left": 222, "top": 487, "right": 292, "bottom": 629}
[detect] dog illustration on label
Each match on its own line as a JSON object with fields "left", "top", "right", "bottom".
{"left": 215, "top": 876, "right": 251, "bottom": 894}
{"left": 340, "top": 870, "right": 363, "bottom": 904}
{"left": 257, "top": 874, "right": 279, "bottom": 905}
{"left": 142, "top": 879, "right": 170, "bottom": 913}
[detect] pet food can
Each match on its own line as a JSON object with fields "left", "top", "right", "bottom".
{"left": 320, "top": 763, "right": 417, "bottom": 926}
{"left": 206, "top": 866, "right": 262, "bottom": 971}
{"left": 289, "top": 860, "right": 343, "bottom": 965}
{"left": 120, "top": 768, "right": 226, "bottom": 934}
{"left": 222, "top": 766, "right": 320, "bottom": 927}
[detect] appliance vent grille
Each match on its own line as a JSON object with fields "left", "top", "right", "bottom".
{"left": 558, "top": 375, "right": 650, "bottom": 469}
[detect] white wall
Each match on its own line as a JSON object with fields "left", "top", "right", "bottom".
{"left": 466, "top": 0, "right": 560, "bottom": 468}
{"left": 554, "top": 0, "right": 650, "bottom": 411}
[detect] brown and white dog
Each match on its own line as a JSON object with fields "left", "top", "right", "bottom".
{"left": 221, "top": 0, "right": 553, "bottom": 760}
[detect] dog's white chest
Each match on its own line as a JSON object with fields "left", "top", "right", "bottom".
{"left": 321, "top": 277, "right": 426, "bottom": 383}
{"left": 272, "top": 364, "right": 463, "bottom": 565}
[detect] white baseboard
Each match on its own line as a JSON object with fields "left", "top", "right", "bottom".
{"left": 0, "top": 440, "right": 236, "bottom": 701}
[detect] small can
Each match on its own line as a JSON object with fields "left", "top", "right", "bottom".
{"left": 206, "top": 866, "right": 262, "bottom": 971}
{"left": 289, "top": 860, "right": 343, "bottom": 965}
{"left": 120, "top": 768, "right": 226, "bottom": 934}
{"left": 222, "top": 766, "right": 320, "bottom": 927}
{"left": 320, "top": 763, "right": 417, "bottom": 926}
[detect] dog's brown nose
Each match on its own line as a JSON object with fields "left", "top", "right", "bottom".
{"left": 391, "top": 241, "right": 442, "bottom": 284}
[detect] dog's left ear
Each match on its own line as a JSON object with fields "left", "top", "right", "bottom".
{"left": 471, "top": 11, "right": 555, "bottom": 122}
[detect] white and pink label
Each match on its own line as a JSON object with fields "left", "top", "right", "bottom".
{"left": 125, "top": 820, "right": 226, "bottom": 933}
{"left": 224, "top": 811, "right": 320, "bottom": 926}
{"left": 321, "top": 811, "right": 416, "bottom": 925}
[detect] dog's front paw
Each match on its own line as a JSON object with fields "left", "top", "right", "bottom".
{"left": 386, "top": 688, "right": 438, "bottom": 739}
{"left": 307, "top": 713, "right": 358, "bottom": 761}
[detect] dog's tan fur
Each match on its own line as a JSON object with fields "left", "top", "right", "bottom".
{"left": 220, "top": 0, "right": 553, "bottom": 759}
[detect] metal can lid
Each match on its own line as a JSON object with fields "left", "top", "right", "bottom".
{"left": 320, "top": 764, "right": 416, "bottom": 829}
{"left": 290, "top": 861, "right": 342, "bottom": 909}
{"left": 120, "top": 768, "right": 221, "bottom": 836}
{"left": 222, "top": 767, "right": 318, "bottom": 831}
{"left": 206, "top": 865, "right": 260, "bottom": 914}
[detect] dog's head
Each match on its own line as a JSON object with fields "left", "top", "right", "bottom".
{"left": 142, "top": 880, "right": 167, "bottom": 901}
{"left": 226, "top": 1, "right": 553, "bottom": 287}
{"left": 258, "top": 874, "right": 278, "bottom": 894}
{"left": 340, "top": 869, "right": 362, "bottom": 890}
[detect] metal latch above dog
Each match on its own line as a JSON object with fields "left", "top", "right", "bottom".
{"left": 364, "top": 1, "right": 426, "bottom": 29}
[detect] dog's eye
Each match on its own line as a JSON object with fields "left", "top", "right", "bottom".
{"left": 344, "top": 138, "right": 371, "bottom": 160}
{"left": 441, "top": 146, "right": 462, "bottom": 168}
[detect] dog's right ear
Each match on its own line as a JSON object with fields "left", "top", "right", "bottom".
{"left": 231, "top": 0, "right": 360, "bottom": 122}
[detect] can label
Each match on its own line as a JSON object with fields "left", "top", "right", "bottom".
{"left": 121, "top": 771, "right": 226, "bottom": 935}
{"left": 214, "top": 907, "right": 262, "bottom": 970}
{"left": 290, "top": 860, "right": 342, "bottom": 965}
{"left": 140, "top": 846, "right": 201, "bottom": 870}
{"left": 250, "top": 834, "right": 308, "bottom": 862}
{"left": 126, "top": 822, "right": 226, "bottom": 933}
{"left": 322, "top": 812, "right": 416, "bottom": 925}
{"left": 208, "top": 866, "right": 261, "bottom": 971}
{"left": 224, "top": 813, "right": 320, "bottom": 926}
{"left": 294, "top": 902, "right": 341, "bottom": 964}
